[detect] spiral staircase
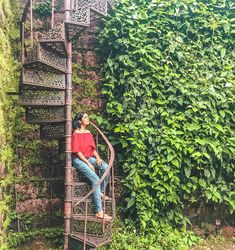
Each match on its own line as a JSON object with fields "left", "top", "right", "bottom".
{"left": 19, "top": 1, "right": 115, "bottom": 249}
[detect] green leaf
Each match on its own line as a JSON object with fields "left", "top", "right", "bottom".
{"left": 184, "top": 167, "right": 191, "bottom": 178}
{"left": 167, "top": 153, "right": 174, "bottom": 162}
{"left": 187, "top": 123, "right": 201, "bottom": 131}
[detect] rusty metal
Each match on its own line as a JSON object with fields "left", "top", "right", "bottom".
{"left": 22, "top": 68, "right": 66, "bottom": 89}
{"left": 21, "top": 22, "right": 25, "bottom": 64}
{"left": 83, "top": 199, "right": 88, "bottom": 250}
{"left": 40, "top": 123, "right": 65, "bottom": 139}
{"left": 19, "top": 89, "right": 65, "bottom": 106}
{"left": 51, "top": 0, "right": 55, "bottom": 28}
{"left": 19, "top": 1, "right": 115, "bottom": 249}
{"left": 30, "top": 0, "right": 33, "bottom": 48}
{"left": 24, "top": 43, "right": 67, "bottom": 73}
{"left": 26, "top": 106, "right": 65, "bottom": 124}
{"left": 64, "top": 0, "right": 72, "bottom": 248}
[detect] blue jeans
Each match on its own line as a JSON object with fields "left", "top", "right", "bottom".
{"left": 73, "top": 157, "right": 109, "bottom": 212}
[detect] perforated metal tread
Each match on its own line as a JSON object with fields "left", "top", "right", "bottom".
{"left": 70, "top": 232, "right": 112, "bottom": 248}
{"left": 72, "top": 214, "right": 113, "bottom": 223}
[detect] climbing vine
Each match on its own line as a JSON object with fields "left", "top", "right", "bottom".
{"left": 99, "top": 0, "right": 235, "bottom": 231}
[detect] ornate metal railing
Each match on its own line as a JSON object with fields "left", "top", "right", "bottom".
{"left": 73, "top": 121, "right": 115, "bottom": 224}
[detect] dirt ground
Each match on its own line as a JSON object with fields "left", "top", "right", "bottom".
{"left": 191, "top": 238, "right": 235, "bottom": 250}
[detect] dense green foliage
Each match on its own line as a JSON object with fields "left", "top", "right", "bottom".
{"left": 7, "top": 226, "right": 63, "bottom": 248}
{"left": 0, "top": 0, "right": 20, "bottom": 248}
{"left": 99, "top": 0, "right": 235, "bottom": 231}
{"left": 100, "top": 217, "right": 199, "bottom": 250}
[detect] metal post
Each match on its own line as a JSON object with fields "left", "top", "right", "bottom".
{"left": 51, "top": 0, "right": 55, "bottom": 28}
{"left": 64, "top": 1, "right": 72, "bottom": 249}
{"left": 30, "top": 0, "right": 33, "bottom": 48}
{"left": 21, "top": 23, "right": 25, "bottom": 64}
{"left": 84, "top": 199, "right": 88, "bottom": 250}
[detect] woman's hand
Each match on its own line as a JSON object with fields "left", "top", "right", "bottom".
{"left": 96, "top": 157, "right": 104, "bottom": 167}
{"left": 88, "top": 162, "right": 95, "bottom": 172}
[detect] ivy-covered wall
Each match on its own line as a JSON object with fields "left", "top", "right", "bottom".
{"left": 99, "top": 0, "right": 235, "bottom": 232}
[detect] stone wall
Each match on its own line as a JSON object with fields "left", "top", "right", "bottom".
{"left": 11, "top": 17, "right": 105, "bottom": 233}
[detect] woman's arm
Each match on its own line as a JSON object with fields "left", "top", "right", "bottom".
{"left": 76, "top": 152, "right": 95, "bottom": 172}
{"left": 93, "top": 150, "right": 104, "bottom": 166}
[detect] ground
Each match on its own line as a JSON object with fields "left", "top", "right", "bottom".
{"left": 16, "top": 237, "right": 235, "bottom": 250}
{"left": 191, "top": 238, "right": 235, "bottom": 250}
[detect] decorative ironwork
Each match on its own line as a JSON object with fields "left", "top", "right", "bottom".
{"left": 65, "top": 22, "right": 88, "bottom": 41}
{"left": 73, "top": 168, "right": 88, "bottom": 182}
{"left": 40, "top": 45, "right": 67, "bottom": 70}
{"left": 35, "top": 23, "right": 67, "bottom": 55}
{"left": 70, "top": 8, "right": 90, "bottom": 24}
{"left": 40, "top": 23, "right": 65, "bottom": 40}
{"left": 74, "top": 0, "right": 93, "bottom": 10}
{"left": 19, "top": 90, "right": 65, "bottom": 106}
{"left": 41, "top": 41, "right": 67, "bottom": 56}
{"left": 73, "top": 200, "right": 112, "bottom": 216}
{"left": 22, "top": 68, "right": 66, "bottom": 89}
{"left": 40, "top": 123, "right": 65, "bottom": 139}
{"left": 86, "top": 223, "right": 112, "bottom": 246}
{"left": 26, "top": 106, "right": 65, "bottom": 124}
{"left": 72, "top": 216, "right": 110, "bottom": 236}
{"left": 24, "top": 44, "right": 67, "bottom": 72}
{"left": 73, "top": 182, "right": 91, "bottom": 199}
{"left": 68, "top": 236, "right": 94, "bottom": 250}
{"left": 73, "top": 0, "right": 107, "bottom": 15}
{"left": 20, "top": 1, "right": 116, "bottom": 249}
{"left": 92, "top": 0, "right": 107, "bottom": 15}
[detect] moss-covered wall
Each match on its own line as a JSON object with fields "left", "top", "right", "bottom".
{"left": 0, "top": 0, "right": 20, "bottom": 248}
{"left": 0, "top": 3, "right": 106, "bottom": 247}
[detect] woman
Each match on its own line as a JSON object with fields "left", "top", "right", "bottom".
{"left": 71, "top": 112, "right": 112, "bottom": 220}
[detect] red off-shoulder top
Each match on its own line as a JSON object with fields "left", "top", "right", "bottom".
{"left": 71, "top": 132, "right": 96, "bottom": 159}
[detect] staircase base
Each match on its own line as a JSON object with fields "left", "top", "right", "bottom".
{"left": 69, "top": 233, "right": 111, "bottom": 250}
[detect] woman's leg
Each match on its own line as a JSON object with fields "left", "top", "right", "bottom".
{"left": 73, "top": 157, "right": 102, "bottom": 212}
{"left": 88, "top": 157, "right": 110, "bottom": 193}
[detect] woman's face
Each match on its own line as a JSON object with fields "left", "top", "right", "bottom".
{"left": 81, "top": 113, "right": 89, "bottom": 126}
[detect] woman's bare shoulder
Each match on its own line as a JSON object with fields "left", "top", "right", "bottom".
{"left": 74, "top": 129, "right": 91, "bottom": 134}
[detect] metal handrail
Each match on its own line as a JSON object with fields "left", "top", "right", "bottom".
{"left": 21, "top": 0, "right": 30, "bottom": 23}
{"left": 74, "top": 121, "right": 115, "bottom": 207}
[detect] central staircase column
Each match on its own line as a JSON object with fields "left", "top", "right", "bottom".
{"left": 64, "top": 0, "right": 72, "bottom": 249}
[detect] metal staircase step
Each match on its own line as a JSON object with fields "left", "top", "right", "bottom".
{"left": 73, "top": 182, "right": 91, "bottom": 199}
{"left": 40, "top": 123, "right": 65, "bottom": 139}
{"left": 69, "top": 231, "right": 112, "bottom": 249}
{"left": 21, "top": 67, "right": 66, "bottom": 90}
{"left": 73, "top": 168, "right": 89, "bottom": 183}
{"left": 36, "top": 23, "right": 68, "bottom": 56}
{"left": 71, "top": 214, "right": 112, "bottom": 236}
{"left": 74, "top": 0, "right": 108, "bottom": 16}
{"left": 73, "top": 198, "right": 112, "bottom": 216}
{"left": 64, "top": 20, "right": 89, "bottom": 41}
{"left": 19, "top": 89, "right": 65, "bottom": 106}
{"left": 26, "top": 106, "right": 65, "bottom": 124}
{"left": 24, "top": 43, "right": 67, "bottom": 73}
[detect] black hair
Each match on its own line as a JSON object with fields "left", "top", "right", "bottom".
{"left": 72, "top": 112, "right": 87, "bottom": 130}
